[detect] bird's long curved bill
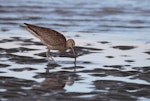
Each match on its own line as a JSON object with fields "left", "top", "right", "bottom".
{"left": 71, "top": 47, "right": 76, "bottom": 56}
{"left": 71, "top": 47, "right": 76, "bottom": 69}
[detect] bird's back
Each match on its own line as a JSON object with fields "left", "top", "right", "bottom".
{"left": 24, "top": 23, "right": 67, "bottom": 51}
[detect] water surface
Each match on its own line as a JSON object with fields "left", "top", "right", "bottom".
{"left": 0, "top": 0, "right": 150, "bottom": 33}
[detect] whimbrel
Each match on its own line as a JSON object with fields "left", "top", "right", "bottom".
{"left": 22, "top": 23, "right": 76, "bottom": 62}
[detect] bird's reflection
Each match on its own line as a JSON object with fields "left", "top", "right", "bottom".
{"left": 39, "top": 76, "right": 65, "bottom": 90}
{"left": 33, "top": 60, "right": 77, "bottom": 91}
{"left": 74, "top": 56, "right": 77, "bottom": 72}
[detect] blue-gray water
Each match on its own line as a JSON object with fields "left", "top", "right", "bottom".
{"left": 0, "top": 0, "right": 150, "bottom": 33}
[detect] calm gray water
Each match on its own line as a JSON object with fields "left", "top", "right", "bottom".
{"left": 0, "top": 0, "right": 150, "bottom": 33}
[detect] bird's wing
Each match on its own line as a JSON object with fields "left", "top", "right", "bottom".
{"left": 24, "top": 23, "right": 66, "bottom": 46}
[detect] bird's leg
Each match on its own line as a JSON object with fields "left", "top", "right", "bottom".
{"left": 46, "top": 49, "right": 50, "bottom": 62}
{"left": 46, "top": 49, "right": 55, "bottom": 62}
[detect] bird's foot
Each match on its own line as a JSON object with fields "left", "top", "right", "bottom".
{"left": 46, "top": 57, "right": 56, "bottom": 64}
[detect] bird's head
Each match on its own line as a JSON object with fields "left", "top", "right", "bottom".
{"left": 66, "top": 39, "right": 76, "bottom": 56}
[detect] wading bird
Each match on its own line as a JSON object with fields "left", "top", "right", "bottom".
{"left": 22, "top": 23, "right": 76, "bottom": 62}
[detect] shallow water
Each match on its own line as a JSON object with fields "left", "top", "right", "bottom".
{"left": 0, "top": 0, "right": 150, "bottom": 33}
{"left": 0, "top": 0, "right": 150, "bottom": 101}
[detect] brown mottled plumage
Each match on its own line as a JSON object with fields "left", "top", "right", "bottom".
{"left": 22, "top": 23, "right": 75, "bottom": 61}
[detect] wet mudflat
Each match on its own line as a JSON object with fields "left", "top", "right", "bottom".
{"left": 0, "top": 34, "right": 150, "bottom": 101}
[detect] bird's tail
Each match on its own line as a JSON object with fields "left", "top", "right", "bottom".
{"left": 20, "top": 23, "right": 28, "bottom": 28}
{"left": 20, "top": 25, "right": 26, "bottom": 28}
{"left": 24, "top": 23, "right": 29, "bottom": 26}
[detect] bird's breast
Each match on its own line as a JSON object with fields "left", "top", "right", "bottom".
{"left": 47, "top": 44, "right": 66, "bottom": 52}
